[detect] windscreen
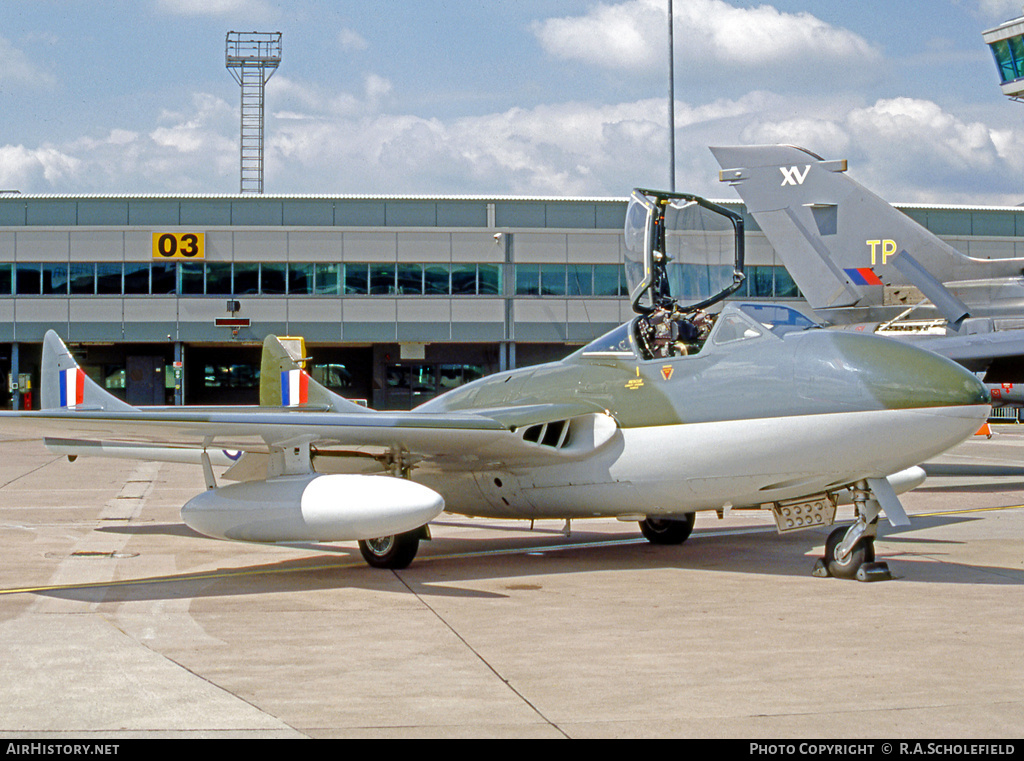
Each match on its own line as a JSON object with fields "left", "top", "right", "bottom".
{"left": 624, "top": 189, "right": 744, "bottom": 314}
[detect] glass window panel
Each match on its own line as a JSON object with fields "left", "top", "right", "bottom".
{"left": 750, "top": 265, "right": 774, "bottom": 297}
{"left": 515, "top": 264, "right": 540, "bottom": 296}
{"left": 68, "top": 263, "right": 95, "bottom": 295}
{"left": 204, "top": 363, "right": 259, "bottom": 389}
{"left": 314, "top": 263, "right": 341, "bottom": 295}
{"left": 288, "top": 263, "right": 314, "bottom": 295}
{"left": 410, "top": 364, "right": 437, "bottom": 402}
{"left": 774, "top": 267, "right": 799, "bottom": 298}
{"left": 151, "top": 263, "right": 177, "bottom": 295}
{"left": 15, "top": 263, "right": 40, "bottom": 295}
{"left": 96, "top": 263, "right": 122, "bottom": 295}
{"left": 42, "top": 263, "right": 67, "bottom": 295}
{"left": 311, "top": 363, "right": 354, "bottom": 389}
{"left": 993, "top": 39, "right": 1016, "bottom": 83}
{"left": 438, "top": 364, "right": 485, "bottom": 390}
{"left": 397, "top": 264, "right": 423, "bottom": 295}
{"left": 205, "top": 262, "right": 232, "bottom": 295}
{"left": 344, "top": 263, "right": 368, "bottom": 294}
{"left": 180, "top": 262, "right": 204, "bottom": 295}
{"left": 540, "top": 264, "right": 566, "bottom": 296}
{"left": 1010, "top": 36, "right": 1024, "bottom": 79}
{"left": 104, "top": 367, "right": 125, "bottom": 389}
{"left": 478, "top": 264, "right": 501, "bottom": 295}
{"left": 369, "top": 263, "right": 396, "bottom": 295}
{"left": 592, "top": 265, "right": 620, "bottom": 296}
{"left": 423, "top": 264, "right": 450, "bottom": 295}
{"left": 261, "top": 262, "right": 287, "bottom": 295}
{"left": 124, "top": 263, "right": 150, "bottom": 295}
{"left": 451, "top": 264, "right": 477, "bottom": 295}
{"left": 567, "top": 264, "right": 593, "bottom": 296}
{"left": 233, "top": 263, "right": 259, "bottom": 295}
{"left": 0, "top": 264, "right": 12, "bottom": 295}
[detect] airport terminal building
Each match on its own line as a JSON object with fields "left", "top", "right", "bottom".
{"left": 1, "top": 193, "right": 1022, "bottom": 409}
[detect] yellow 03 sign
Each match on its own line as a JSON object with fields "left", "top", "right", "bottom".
{"left": 152, "top": 232, "right": 205, "bottom": 259}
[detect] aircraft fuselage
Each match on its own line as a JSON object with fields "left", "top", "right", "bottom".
{"left": 401, "top": 306, "right": 989, "bottom": 520}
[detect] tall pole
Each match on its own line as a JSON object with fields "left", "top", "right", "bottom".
{"left": 668, "top": 0, "right": 676, "bottom": 192}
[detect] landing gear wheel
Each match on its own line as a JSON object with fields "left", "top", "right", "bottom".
{"left": 639, "top": 513, "right": 696, "bottom": 545}
{"left": 358, "top": 529, "right": 421, "bottom": 569}
{"left": 823, "top": 526, "right": 875, "bottom": 580}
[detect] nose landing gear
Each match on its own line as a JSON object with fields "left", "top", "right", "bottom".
{"left": 812, "top": 480, "right": 898, "bottom": 582}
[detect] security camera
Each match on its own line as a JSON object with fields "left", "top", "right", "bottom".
{"left": 493, "top": 232, "right": 503, "bottom": 242}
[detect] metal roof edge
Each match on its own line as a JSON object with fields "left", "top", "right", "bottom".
{"left": 0, "top": 192, "right": 632, "bottom": 203}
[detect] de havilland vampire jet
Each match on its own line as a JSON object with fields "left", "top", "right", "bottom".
{"left": 0, "top": 190, "right": 991, "bottom": 580}
{"left": 711, "top": 144, "right": 1024, "bottom": 402}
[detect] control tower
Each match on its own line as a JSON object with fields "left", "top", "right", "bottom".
{"left": 983, "top": 12, "right": 1024, "bottom": 100}
{"left": 225, "top": 31, "right": 282, "bottom": 194}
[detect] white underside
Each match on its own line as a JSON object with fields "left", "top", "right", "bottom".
{"left": 428, "top": 405, "right": 988, "bottom": 519}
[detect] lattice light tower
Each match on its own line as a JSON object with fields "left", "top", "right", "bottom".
{"left": 225, "top": 31, "right": 282, "bottom": 194}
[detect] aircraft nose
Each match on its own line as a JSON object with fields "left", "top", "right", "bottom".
{"left": 797, "top": 331, "right": 990, "bottom": 411}
{"left": 843, "top": 333, "right": 989, "bottom": 410}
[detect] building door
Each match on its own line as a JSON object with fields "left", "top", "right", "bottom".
{"left": 383, "top": 364, "right": 437, "bottom": 410}
{"left": 126, "top": 356, "right": 165, "bottom": 406}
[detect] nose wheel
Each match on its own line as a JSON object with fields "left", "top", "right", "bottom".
{"left": 812, "top": 481, "right": 895, "bottom": 582}
{"left": 816, "top": 526, "right": 878, "bottom": 580}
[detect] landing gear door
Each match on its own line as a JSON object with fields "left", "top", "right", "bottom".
{"left": 624, "top": 189, "right": 746, "bottom": 315}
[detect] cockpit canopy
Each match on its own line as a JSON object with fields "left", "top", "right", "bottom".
{"left": 624, "top": 189, "right": 745, "bottom": 315}
{"left": 580, "top": 303, "right": 818, "bottom": 362}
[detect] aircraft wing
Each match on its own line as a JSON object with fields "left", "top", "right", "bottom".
{"left": 897, "top": 329, "right": 1024, "bottom": 366}
{"left": 2, "top": 331, "right": 617, "bottom": 477}
{"left": 1, "top": 401, "right": 618, "bottom": 471}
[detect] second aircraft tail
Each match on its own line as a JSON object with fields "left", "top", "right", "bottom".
{"left": 711, "top": 145, "right": 1024, "bottom": 326}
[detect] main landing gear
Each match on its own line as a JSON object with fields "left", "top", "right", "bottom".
{"left": 812, "top": 481, "right": 894, "bottom": 582}
{"left": 639, "top": 513, "right": 696, "bottom": 545}
{"left": 358, "top": 525, "right": 431, "bottom": 569}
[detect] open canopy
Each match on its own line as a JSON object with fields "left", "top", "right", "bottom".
{"left": 624, "top": 189, "right": 745, "bottom": 315}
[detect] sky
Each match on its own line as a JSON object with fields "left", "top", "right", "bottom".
{"left": 3, "top": 0, "right": 1024, "bottom": 204}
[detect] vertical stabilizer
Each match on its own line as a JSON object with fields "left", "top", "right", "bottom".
{"left": 41, "top": 331, "right": 136, "bottom": 412}
{"left": 259, "top": 335, "right": 373, "bottom": 413}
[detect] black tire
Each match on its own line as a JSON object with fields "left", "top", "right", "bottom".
{"left": 639, "top": 513, "right": 696, "bottom": 545}
{"left": 824, "top": 526, "right": 875, "bottom": 580}
{"left": 358, "top": 530, "right": 421, "bottom": 569}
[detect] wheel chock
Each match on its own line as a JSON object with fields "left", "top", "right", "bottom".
{"left": 812, "top": 558, "right": 893, "bottom": 580}
{"left": 855, "top": 561, "right": 893, "bottom": 582}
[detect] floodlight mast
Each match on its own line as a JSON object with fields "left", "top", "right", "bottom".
{"left": 225, "top": 31, "right": 282, "bottom": 194}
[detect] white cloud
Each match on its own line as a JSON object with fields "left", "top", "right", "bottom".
{"left": 154, "top": 0, "right": 276, "bottom": 18}
{"left": 0, "top": 36, "right": 56, "bottom": 89}
{"left": 533, "top": 0, "right": 881, "bottom": 77}
{"left": 733, "top": 96, "right": 1024, "bottom": 204}
{"left": 338, "top": 27, "right": 369, "bottom": 52}
{"left": 0, "top": 145, "right": 80, "bottom": 189}
{"left": 975, "top": 0, "right": 1024, "bottom": 19}
{"left": 4, "top": 68, "right": 1023, "bottom": 205}
{"left": 262, "top": 93, "right": 775, "bottom": 196}
{"left": 150, "top": 93, "right": 235, "bottom": 155}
